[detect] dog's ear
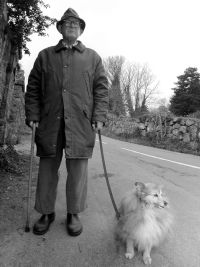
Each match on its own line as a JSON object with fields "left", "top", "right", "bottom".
{"left": 135, "top": 182, "right": 145, "bottom": 192}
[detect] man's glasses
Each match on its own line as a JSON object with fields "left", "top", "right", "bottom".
{"left": 63, "top": 20, "right": 80, "bottom": 28}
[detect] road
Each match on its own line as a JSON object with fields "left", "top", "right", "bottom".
{"left": 1, "top": 135, "right": 200, "bottom": 267}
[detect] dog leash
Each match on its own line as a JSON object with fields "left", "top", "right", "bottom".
{"left": 98, "top": 130, "right": 120, "bottom": 220}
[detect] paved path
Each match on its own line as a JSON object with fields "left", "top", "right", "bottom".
{"left": 1, "top": 135, "right": 200, "bottom": 266}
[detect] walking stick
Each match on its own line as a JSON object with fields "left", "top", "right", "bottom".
{"left": 98, "top": 129, "right": 120, "bottom": 220}
{"left": 25, "top": 123, "right": 36, "bottom": 232}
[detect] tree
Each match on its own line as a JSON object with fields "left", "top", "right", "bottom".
{"left": 170, "top": 67, "right": 200, "bottom": 116}
{"left": 7, "top": 0, "right": 56, "bottom": 55}
{"left": 121, "top": 63, "right": 158, "bottom": 117}
{"left": 103, "top": 56, "right": 125, "bottom": 116}
{"left": 156, "top": 98, "right": 169, "bottom": 114}
{"left": 103, "top": 56, "right": 158, "bottom": 117}
{"left": 133, "top": 64, "right": 158, "bottom": 114}
{"left": 121, "top": 62, "right": 135, "bottom": 117}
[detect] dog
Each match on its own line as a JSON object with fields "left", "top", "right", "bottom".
{"left": 115, "top": 182, "right": 173, "bottom": 265}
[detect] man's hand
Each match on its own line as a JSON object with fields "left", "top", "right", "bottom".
{"left": 29, "top": 121, "right": 39, "bottom": 129}
{"left": 92, "top": 121, "right": 103, "bottom": 131}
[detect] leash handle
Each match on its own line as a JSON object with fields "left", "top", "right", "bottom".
{"left": 98, "top": 130, "right": 120, "bottom": 220}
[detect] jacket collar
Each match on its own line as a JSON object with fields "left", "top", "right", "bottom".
{"left": 54, "top": 39, "right": 85, "bottom": 53}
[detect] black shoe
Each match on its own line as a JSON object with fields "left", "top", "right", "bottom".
{"left": 33, "top": 212, "right": 55, "bottom": 235}
{"left": 66, "top": 213, "right": 83, "bottom": 236}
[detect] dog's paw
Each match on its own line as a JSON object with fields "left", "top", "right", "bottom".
{"left": 143, "top": 255, "right": 152, "bottom": 265}
{"left": 125, "top": 252, "right": 134, "bottom": 259}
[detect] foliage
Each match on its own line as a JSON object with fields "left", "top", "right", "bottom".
{"left": 7, "top": 0, "right": 57, "bottom": 54}
{"left": 121, "top": 62, "right": 135, "bottom": 117}
{"left": 103, "top": 56, "right": 126, "bottom": 116}
{"left": 187, "top": 110, "right": 200, "bottom": 119}
{"left": 170, "top": 67, "right": 200, "bottom": 116}
{"left": 121, "top": 63, "right": 158, "bottom": 115}
{"left": 0, "top": 145, "right": 25, "bottom": 173}
{"left": 104, "top": 57, "right": 158, "bottom": 118}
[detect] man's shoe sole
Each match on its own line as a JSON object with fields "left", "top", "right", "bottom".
{"left": 67, "top": 227, "right": 83, "bottom": 236}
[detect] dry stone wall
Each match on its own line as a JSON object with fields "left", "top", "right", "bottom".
{"left": 105, "top": 114, "right": 200, "bottom": 151}
{"left": 0, "top": 0, "right": 25, "bottom": 145}
{"left": 6, "top": 70, "right": 25, "bottom": 144}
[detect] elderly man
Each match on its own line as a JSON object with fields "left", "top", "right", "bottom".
{"left": 25, "top": 8, "right": 108, "bottom": 236}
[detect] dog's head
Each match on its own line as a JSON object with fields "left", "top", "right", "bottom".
{"left": 135, "top": 182, "right": 168, "bottom": 208}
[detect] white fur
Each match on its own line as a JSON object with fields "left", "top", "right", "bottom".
{"left": 115, "top": 182, "right": 173, "bottom": 265}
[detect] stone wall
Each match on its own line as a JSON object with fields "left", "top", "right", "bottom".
{"left": 0, "top": 0, "right": 25, "bottom": 145}
{"left": 105, "top": 113, "right": 200, "bottom": 151}
{"left": 6, "top": 70, "right": 25, "bottom": 144}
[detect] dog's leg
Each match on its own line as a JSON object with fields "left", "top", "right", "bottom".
{"left": 125, "top": 238, "right": 134, "bottom": 259}
{"left": 143, "top": 246, "right": 152, "bottom": 265}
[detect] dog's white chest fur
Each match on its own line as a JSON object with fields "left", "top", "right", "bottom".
{"left": 134, "top": 208, "right": 164, "bottom": 249}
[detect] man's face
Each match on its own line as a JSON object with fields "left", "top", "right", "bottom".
{"left": 61, "top": 18, "right": 82, "bottom": 41}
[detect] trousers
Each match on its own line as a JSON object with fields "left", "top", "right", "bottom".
{"left": 34, "top": 120, "right": 88, "bottom": 214}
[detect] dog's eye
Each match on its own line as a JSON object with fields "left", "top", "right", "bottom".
{"left": 154, "top": 194, "right": 159, "bottom": 197}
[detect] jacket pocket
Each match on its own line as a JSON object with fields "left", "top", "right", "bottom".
{"left": 83, "top": 71, "right": 92, "bottom": 99}
{"left": 83, "top": 104, "right": 92, "bottom": 121}
{"left": 37, "top": 103, "right": 50, "bottom": 134}
{"left": 41, "top": 103, "right": 50, "bottom": 118}
{"left": 82, "top": 105, "right": 96, "bottom": 147}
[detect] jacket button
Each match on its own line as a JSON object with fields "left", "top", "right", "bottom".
{"left": 63, "top": 89, "right": 66, "bottom": 92}
{"left": 57, "top": 116, "right": 60, "bottom": 119}
{"left": 64, "top": 65, "right": 69, "bottom": 68}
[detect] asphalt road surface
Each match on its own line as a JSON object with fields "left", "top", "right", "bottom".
{"left": 1, "top": 135, "right": 200, "bottom": 267}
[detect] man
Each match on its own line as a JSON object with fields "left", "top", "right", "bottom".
{"left": 25, "top": 8, "right": 108, "bottom": 236}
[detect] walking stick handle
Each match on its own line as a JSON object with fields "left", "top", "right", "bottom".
{"left": 25, "top": 123, "right": 36, "bottom": 232}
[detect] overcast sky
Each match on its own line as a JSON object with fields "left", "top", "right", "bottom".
{"left": 20, "top": 0, "right": 200, "bottom": 103}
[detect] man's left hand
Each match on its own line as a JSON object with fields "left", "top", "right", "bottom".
{"left": 92, "top": 121, "right": 103, "bottom": 131}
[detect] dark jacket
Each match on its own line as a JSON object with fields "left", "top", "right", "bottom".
{"left": 25, "top": 40, "right": 108, "bottom": 158}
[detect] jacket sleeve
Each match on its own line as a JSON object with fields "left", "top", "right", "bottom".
{"left": 25, "top": 52, "right": 42, "bottom": 124}
{"left": 92, "top": 56, "right": 109, "bottom": 123}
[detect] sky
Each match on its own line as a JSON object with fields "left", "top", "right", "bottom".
{"left": 20, "top": 0, "right": 200, "bottom": 104}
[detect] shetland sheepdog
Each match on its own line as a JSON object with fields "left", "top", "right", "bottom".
{"left": 115, "top": 182, "right": 173, "bottom": 265}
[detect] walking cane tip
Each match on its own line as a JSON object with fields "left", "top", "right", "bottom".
{"left": 25, "top": 226, "right": 30, "bottom": 232}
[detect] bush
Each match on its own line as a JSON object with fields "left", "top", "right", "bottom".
{"left": 0, "top": 145, "right": 27, "bottom": 173}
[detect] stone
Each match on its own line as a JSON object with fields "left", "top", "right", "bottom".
{"left": 138, "top": 123, "right": 145, "bottom": 130}
{"left": 179, "top": 126, "right": 187, "bottom": 133}
{"left": 141, "top": 130, "right": 146, "bottom": 137}
{"left": 186, "top": 119, "right": 194, "bottom": 126}
{"left": 114, "top": 128, "right": 122, "bottom": 135}
{"left": 183, "top": 133, "right": 190, "bottom": 143}
{"left": 173, "top": 123, "right": 180, "bottom": 129}
{"left": 172, "top": 129, "right": 179, "bottom": 136}
{"left": 173, "top": 117, "right": 181, "bottom": 123}
{"left": 147, "top": 122, "right": 155, "bottom": 132}
{"left": 189, "top": 125, "right": 198, "bottom": 140}
{"left": 180, "top": 119, "right": 186, "bottom": 125}
{"left": 190, "top": 141, "right": 198, "bottom": 150}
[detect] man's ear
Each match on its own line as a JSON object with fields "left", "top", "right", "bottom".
{"left": 57, "top": 24, "right": 62, "bottom": 34}
{"left": 135, "top": 182, "right": 145, "bottom": 193}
